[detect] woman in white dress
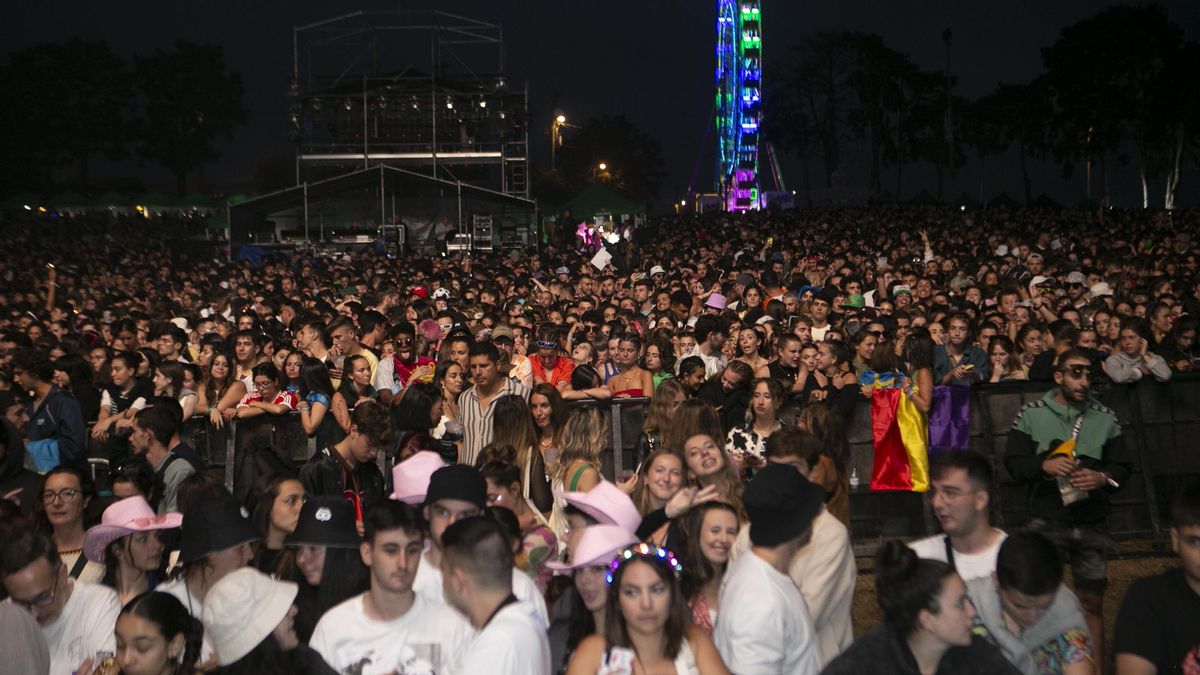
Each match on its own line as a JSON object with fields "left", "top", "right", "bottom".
{"left": 565, "top": 543, "right": 729, "bottom": 675}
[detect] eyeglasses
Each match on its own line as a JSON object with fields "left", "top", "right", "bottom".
{"left": 1059, "top": 364, "right": 1090, "bottom": 379}
{"left": 606, "top": 543, "right": 684, "bottom": 584}
{"left": 280, "top": 494, "right": 306, "bottom": 507}
{"left": 11, "top": 568, "right": 60, "bottom": 610}
{"left": 438, "top": 323, "right": 453, "bottom": 331}
{"left": 42, "top": 488, "right": 80, "bottom": 504}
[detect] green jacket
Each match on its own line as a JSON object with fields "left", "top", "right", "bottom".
{"left": 1004, "top": 389, "right": 1131, "bottom": 524}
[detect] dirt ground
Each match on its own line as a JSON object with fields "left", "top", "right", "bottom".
{"left": 850, "top": 542, "right": 1179, "bottom": 664}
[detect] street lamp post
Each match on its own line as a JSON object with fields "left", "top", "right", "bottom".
{"left": 551, "top": 114, "right": 567, "bottom": 171}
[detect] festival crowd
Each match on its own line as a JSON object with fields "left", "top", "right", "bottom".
{"left": 0, "top": 203, "right": 1198, "bottom": 675}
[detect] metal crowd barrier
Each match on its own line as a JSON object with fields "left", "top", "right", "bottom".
{"left": 160, "top": 375, "right": 1198, "bottom": 545}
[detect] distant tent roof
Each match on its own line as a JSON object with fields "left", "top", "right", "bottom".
{"left": 990, "top": 192, "right": 1020, "bottom": 209}
{"left": 180, "top": 193, "right": 214, "bottom": 209}
{"left": 908, "top": 190, "right": 940, "bottom": 205}
{"left": 560, "top": 184, "right": 644, "bottom": 221}
{"left": 1032, "top": 194, "right": 1061, "bottom": 209}
{"left": 139, "top": 192, "right": 173, "bottom": 208}
{"left": 50, "top": 190, "right": 89, "bottom": 207}
{"left": 91, "top": 191, "right": 130, "bottom": 207}
{"left": 1, "top": 192, "right": 38, "bottom": 209}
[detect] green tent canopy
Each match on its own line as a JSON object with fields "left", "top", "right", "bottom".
{"left": 50, "top": 190, "right": 89, "bottom": 208}
{"left": 91, "top": 191, "right": 130, "bottom": 207}
{"left": 559, "top": 184, "right": 644, "bottom": 222}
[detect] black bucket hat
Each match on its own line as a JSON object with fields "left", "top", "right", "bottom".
{"left": 287, "top": 496, "right": 361, "bottom": 549}
{"left": 179, "top": 498, "right": 260, "bottom": 564}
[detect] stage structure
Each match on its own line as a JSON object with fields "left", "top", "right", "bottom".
{"left": 715, "top": 1, "right": 762, "bottom": 211}
{"left": 285, "top": 10, "right": 534, "bottom": 249}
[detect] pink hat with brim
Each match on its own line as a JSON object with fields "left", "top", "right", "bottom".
{"left": 704, "top": 294, "right": 727, "bottom": 310}
{"left": 554, "top": 480, "right": 642, "bottom": 534}
{"left": 390, "top": 451, "right": 446, "bottom": 505}
{"left": 83, "top": 496, "right": 182, "bottom": 563}
{"left": 545, "top": 524, "right": 637, "bottom": 571}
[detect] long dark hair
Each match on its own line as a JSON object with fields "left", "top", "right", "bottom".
{"left": 874, "top": 540, "right": 955, "bottom": 638}
{"left": 121, "top": 591, "right": 204, "bottom": 675}
{"left": 680, "top": 502, "right": 739, "bottom": 601}
{"left": 902, "top": 327, "right": 935, "bottom": 373}
{"left": 391, "top": 382, "right": 439, "bottom": 433}
{"left": 604, "top": 552, "right": 689, "bottom": 660}
{"left": 337, "top": 355, "right": 372, "bottom": 399}
{"left": 298, "top": 357, "right": 333, "bottom": 400}
{"left": 204, "top": 348, "right": 237, "bottom": 404}
{"left": 212, "top": 633, "right": 298, "bottom": 675}
{"left": 53, "top": 353, "right": 94, "bottom": 392}
{"left": 101, "top": 530, "right": 166, "bottom": 591}
{"left": 248, "top": 473, "right": 300, "bottom": 543}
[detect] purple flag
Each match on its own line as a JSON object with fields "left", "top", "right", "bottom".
{"left": 928, "top": 385, "right": 971, "bottom": 454}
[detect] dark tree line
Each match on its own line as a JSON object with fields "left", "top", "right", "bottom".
{"left": 0, "top": 39, "right": 247, "bottom": 195}
{"left": 768, "top": 4, "right": 1200, "bottom": 208}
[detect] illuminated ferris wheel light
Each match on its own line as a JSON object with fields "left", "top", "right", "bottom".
{"left": 715, "top": 0, "right": 762, "bottom": 212}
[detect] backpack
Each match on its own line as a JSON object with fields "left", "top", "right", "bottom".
{"left": 231, "top": 443, "right": 297, "bottom": 505}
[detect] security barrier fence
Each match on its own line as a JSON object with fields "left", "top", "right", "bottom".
{"left": 109, "top": 374, "right": 1198, "bottom": 546}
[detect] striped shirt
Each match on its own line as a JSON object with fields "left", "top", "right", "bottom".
{"left": 459, "top": 378, "right": 530, "bottom": 466}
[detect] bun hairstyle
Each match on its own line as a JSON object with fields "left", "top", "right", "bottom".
{"left": 121, "top": 591, "right": 204, "bottom": 674}
{"left": 477, "top": 444, "right": 522, "bottom": 489}
{"left": 874, "top": 540, "right": 955, "bottom": 637}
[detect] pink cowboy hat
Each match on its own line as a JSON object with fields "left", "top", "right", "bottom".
{"left": 545, "top": 524, "right": 637, "bottom": 571}
{"left": 83, "top": 496, "right": 182, "bottom": 563}
{"left": 554, "top": 480, "right": 642, "bottom": 534}
{"left": 390, "top": 451, "right": 447, "bottom": 505}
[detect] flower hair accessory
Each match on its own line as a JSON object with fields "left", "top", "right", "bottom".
{"left": 606, "top": 543, "right": 684, "bottom": 585}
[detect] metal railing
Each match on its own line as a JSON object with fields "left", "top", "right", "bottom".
{"left": 133, "top": 375, "right": 1198, "bottom": 545}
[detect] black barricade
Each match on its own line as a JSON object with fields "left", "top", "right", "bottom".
{"left": 186, "top": 375, "right": 1200, "bottom": 545}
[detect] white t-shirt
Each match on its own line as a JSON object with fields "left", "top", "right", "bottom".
{"left": 449, "top": 601, "right": 551, "bottom": 675}
{"left": 412, "top": 550, "right": 549, "bottom": 627}
{"left": 155, "top": 577, "right": 215, "bottom": 663}
{"left": 310, "top": 593, "right": 473, "bottom": 675}
{"left": 908, "top": 530, "right": 1008, "bottom": 581}
{"left": 810, "top": 324, "right": 831, "bottom": 342}
{"left": 714, "top": 552, "right": 821, "bottom": 675}
{"left": 42, "top": 580, "right": 120, "bottom": 675}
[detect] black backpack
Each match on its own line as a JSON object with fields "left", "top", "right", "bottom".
{"left": 230, "top": 443, "right": 297, "bottom": 505}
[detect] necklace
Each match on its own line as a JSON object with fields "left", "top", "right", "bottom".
{"left": 59, "top": 547, "right": 82, "bottom": 556}
{"left": 539, "top": 436, "right": 553, "bottom": 448}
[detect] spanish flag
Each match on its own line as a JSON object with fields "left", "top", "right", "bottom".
{"left": 869, "top": 387, "right": 930, "bottom": 492}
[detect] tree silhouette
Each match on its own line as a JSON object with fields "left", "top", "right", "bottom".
{"left": 967, "top": 80, "right": 1051, "bottom": 204}
{"left": 1, "top": 40, "right": 132, "bottom": 189}
{"left": 1040, "top": 4, "right": 1193, "bottom": 206}
{"left": 134, "top": 41, "right": 247, "bottom": 194}
{"left": 556, "top": 114, "right": 665, "bottom": 205}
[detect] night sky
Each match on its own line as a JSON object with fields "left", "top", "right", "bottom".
{"left": 5, "top": 1, "right": 1199, "bottom": 207}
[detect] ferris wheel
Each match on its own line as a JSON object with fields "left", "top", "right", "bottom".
{"left": 715, "top": 0, "right": 762, "bottom": 211}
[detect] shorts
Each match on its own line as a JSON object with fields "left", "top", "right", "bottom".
{"left": 1027, "top": 518, "right": 1112, "bottom": 593}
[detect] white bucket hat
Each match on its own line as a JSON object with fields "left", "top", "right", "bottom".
{"left": 202, "top": 568, "right": 298, "bottom": 666}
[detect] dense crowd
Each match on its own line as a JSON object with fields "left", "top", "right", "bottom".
{"left": 0, "top": 203, "right": 1197, "bottom": 675}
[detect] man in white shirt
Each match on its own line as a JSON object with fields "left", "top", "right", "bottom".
{"left": 2, "top": 527, "right": 120, "bottom": 675}
{"left": 311, "top": 501, "right": 472, "bottom": 674}
{"left": 441, "top": 516, "right": 551, "bottom": 675}
{"left": 715, "top": 464, "right": 824, "bottom": 674}
{"left": 412, "top": 464, "right": 548, "bottom": 625}
{"left": 908, "top": 450, "right": 1008, "bottom": 581}
{"left": 763, "top": 429, "right": 856, "bottom": 667}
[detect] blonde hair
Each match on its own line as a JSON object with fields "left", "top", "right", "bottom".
{"left": 631, "top": 449, "right": 684, "bottom": 516}
{"left": 552, "top": 407, "right": 606, "bottom": 484}
{"left": 643, "top": 379, "right": 686, "bottom": 436}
